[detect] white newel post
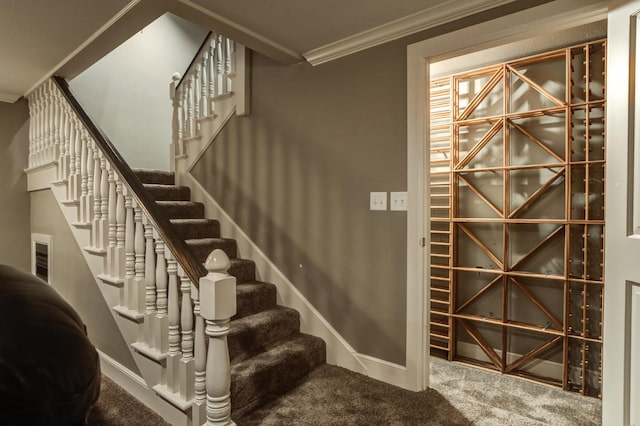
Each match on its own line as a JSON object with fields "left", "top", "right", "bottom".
{"left": 167, "top": 253, "right": 181, "bottom": 392}
{"left": 200, "top": 249, "right": 236, "bottom": 426}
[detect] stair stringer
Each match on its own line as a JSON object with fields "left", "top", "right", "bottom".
{"left": 181, "top": 172, "right": 368, "bottom": 376}
{"left": 40, "top": 178, "right": 190, "bottom": 426}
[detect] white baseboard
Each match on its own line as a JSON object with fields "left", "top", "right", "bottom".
{"left": 183, "top": 173, "right": 367, "bottom": 376}
{"left": 354, "top": 353, "right": 408, "bottom": 388}
{"left": 98, "top": 350, "right": 188, "bottom": 426}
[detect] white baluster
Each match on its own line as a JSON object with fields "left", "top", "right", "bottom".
{"left": 200, "top": 50, "right": 209, "bottom": 119}
{"left": 71, "top": 118, "right": 82, "bottom": 201}
{"left": 124, "top": 191, "right": 135, "bottom": 310}
{"left": 187, "top": 74, "right": 195, "bottom": 139}
{"left": 167, "top": 253, "right": 181, "bottom": 392}
{"left": 58, "top": 101, "right": 70, "bottom": 182}
{"left": 27, "top": 96, "right": 34, "bottom": 167}
{"left": 155, "top": 236, "right": 169, "bottom": 354}
{"left": 201, "top": 249, "right": 236, "bottom": 426}
{"left": 143, "top": 218, "right": 157, "bottom": 347}
{"left": 85, "top": 139, "right": 95, "bottom": 224}
{"left": 192, "top": 283, "right": 207, "bottom": 426}
{"left": 66, "top": 112, "right": 76, "bottom": 200}
{"left": 99, "top": 158, "right": 109, "bottom": 250}
{"left": 114, "top": 178, "right": 126, "bottom": 280}
{"left": 79, "top": 132, "right": 89, "bottom": 222}
{"left": 216, "top": 35, "right": 225, "bottom": 98}
{"left": 225, "top": 38, "right": 234, "bottom": 94}
{"left": 106, "top": 167, "right": 117, "bottom": 275}
{"left": 91, "top": 145, "right": 101, "bottom": 248}
{"left": 170, "top": 73, "right": 184, "bottom": 157}
{"left": 52, "top": 83, "right": 61, "bottom": 166}
{"left": 179, "top": 271, "right": 195, "bottom": 400}
{"left": 133, "top": 203, "right": 145, "bottom": 314}
{"left": 194, "top": 63, "right": 202, "bottom": 132}
{"left": 209, "top": 36, "right": 218, "bottom": 114}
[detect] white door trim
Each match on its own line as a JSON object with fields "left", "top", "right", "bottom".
{"left": 406, "top": 0, "right": 607, "bottom": 391}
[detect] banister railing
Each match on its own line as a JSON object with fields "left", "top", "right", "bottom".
{"left": 170, "top": 32, "right": 249, "bottom": 161}
{"left": 52, "top": 76, "right": 208, "bottom": 285}
{"left": 27, "top": 77, "right": 236, "bottom": 425}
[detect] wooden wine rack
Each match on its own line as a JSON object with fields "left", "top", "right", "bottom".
{"left": 428, "top": 39, "right": 606, "bottom": 397}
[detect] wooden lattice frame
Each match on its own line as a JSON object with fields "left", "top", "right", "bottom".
{"left": 428, "top": 39, "right": 606, "bottom": 397}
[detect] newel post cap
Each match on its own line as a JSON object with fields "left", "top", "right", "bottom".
{"left": 199, "top": 249, "right": 236, "bottom": 321}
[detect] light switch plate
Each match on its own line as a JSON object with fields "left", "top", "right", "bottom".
{"left": 390, "top": 191, "right": 407, "bottom": 211}
{"left": 370, "top": 192, "right": 387, "bottom": 211}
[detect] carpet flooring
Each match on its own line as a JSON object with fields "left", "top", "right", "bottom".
{"left": 237, "top": 358, "right": 601, "bottom": 425}
{"left": 91, "top": 358, "right": 601, "bottom": 425}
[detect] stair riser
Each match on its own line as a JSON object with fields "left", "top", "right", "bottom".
{"left": 145, "top": 185, "right": 191, "bottom": 201}
{"left": 157, "top": 203, "right": 205, "bottom": 219}
{"left": 188, "top": 239, "right": 238, "bottom": 261}
{"left": 171, "top": 221, "right": 221, "bottom": 240}
{"left": 230, "top": 336, "right": 326, "bottom": 415}
{"left": 229, "top": 309, "right": 300, "bottom": 365}
{"left": 235, "top": 283, "right": 277, "bottom": 319}
{"left": 133, "top": 169, "right": 175, "bottom": 185}
{"left": 228, "top": 260, "right": 256, "bottom": 284}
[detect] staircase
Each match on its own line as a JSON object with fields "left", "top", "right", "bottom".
{"left": 133, "top": 168, "right": 326, "bottom": 419}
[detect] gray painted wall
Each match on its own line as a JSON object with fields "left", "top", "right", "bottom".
{"left": 0, "top": 99, "right": 30, "bottom": 272}
{"left": 190, "top": 0, "right": 556, "bottom": 365}
{"left": 70, "top": 13, "right": 208, "bottom": 170}
{"left": 30, "top": 190, "right": 140, "bottom": 374}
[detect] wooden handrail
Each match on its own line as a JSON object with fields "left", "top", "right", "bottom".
{"left": 52, "top": 76, "right": 208, "bottom": 285}
{"left": 176, "top": 31, "right": 212, "bottom": 89}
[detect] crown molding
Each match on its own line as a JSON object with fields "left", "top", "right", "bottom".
{"left": 303, "top": 0, "right": 518, "bottom": 66}
{"left": 0, "top": 91, "right": 21, "bottom": 103}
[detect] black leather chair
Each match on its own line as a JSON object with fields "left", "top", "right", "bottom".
{"left": 0, "top": 264, "right": 101, "bottom": 425}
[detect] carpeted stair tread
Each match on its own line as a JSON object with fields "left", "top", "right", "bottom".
{"left": 132, "top": 168, "right": 175, "bottom": 185}
{"left": 170, "top": 218, "right": 220, "bottom": 239}
{"left": 231, "top": 333, "right": 326, "bottom": 416}
{"left": 187, "top": 237, "right": 238, "bottom": 261}
{"left": 142, "top": 184, "right": 191, "bottom": 201}
{"left": 229, "top": 307, "right": 300, "bottom": 365}
{"left": 235, "top": 281, "right": 277, "bottom": 319}
{"left": 228, "top": 258, "right": 256, "bottom": 284}
{"left": 155, "top": 200, "right": 205, "bottom": 219}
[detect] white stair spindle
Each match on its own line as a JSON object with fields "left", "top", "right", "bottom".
{"left": 170, "top": 73, "right": 184, "bottom": 157}
{"left": 187, "top": 74, "right": 195, "bottom": 139}
{"left": 194, "top": 63, "right": 202, "bottom": 130}
{"left": 179, "top": 272, "right": 195, "bottom": 400}
{"left": 155, "top": 237, "right": 169, "bottom": 354}
{"left": 114, "top": 178, "right": 126, "bottom": 280}
{"left": 99, "top": 158, "right": 109, "bottom": 250}
{"left": 27, "top": 96, "right": 34, "bottom": 167}
{"left": 133, "top": 203, "right": 146, "bottom": 314}
{"left": 143, "top": 218, "right": 157, "bottom": 347}
{"left": 66, "top": 113, "right": 76, "bottom": 199}
{"left": 216, "top": 35, "right": 225, "bottom": 97}
{"left": 225, "top": 38, "right": 234, "bottom": 94}
{"left": 167, "top": 253, "right": 181, "bottom": 392}
{"left": 208, "top": 36, "right": 218, "bottom": 114}
{"left": 106, "top": 167, "right": 117, "bottom": 275}
{"left": 71, "top": 119, "right": 82, "bottom": 201}
{"left": 124, "top": 191, "right": 135, "bottom": 310}
{"left": 91, "top": 146, "right": 101, "bottom": 248}
{"left": 200, "top": 50, "right": 209, "bottom": 118}
{"left": 85, "top": 139, "right": 95, "bottom": 225}
{"left": 192, "top": 283, "right": 207, "bottom": 426}
{"left": 79, "top": 133, "right": 89, "bottom": 222}
{"left": 200, "top": 249, "right": 236, "bottom": 426}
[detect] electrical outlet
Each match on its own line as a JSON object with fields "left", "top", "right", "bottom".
{"left": 390, "top": 191, "right": 407, "bottom": 211}
{"left": 370, "top": 192, "right": 387, "bottom": 211}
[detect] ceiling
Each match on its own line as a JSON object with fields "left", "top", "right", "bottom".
{"left": 0, "top": 0, "right": 520, "bottom": 103}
